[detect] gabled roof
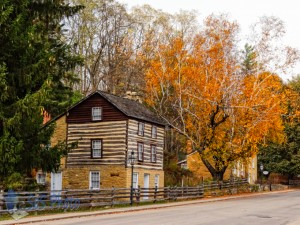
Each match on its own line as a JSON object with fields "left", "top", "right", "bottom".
{"left": 50, "top": 91, "right": 166, "bottom": 126}
{"left": 97, "top": 91, "right": 166, "bottom": 126}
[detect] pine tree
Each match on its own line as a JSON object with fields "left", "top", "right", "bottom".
{"left": 258, "top": 76, "right": 300, "bottom": 179}
{"left": 0, "top": 0, "right": 83, "bottom": 183}
{"left": 241, "top": 44, "right": 258, "bottom": 75}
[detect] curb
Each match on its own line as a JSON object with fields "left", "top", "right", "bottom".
{"left": 0, "top": 189, "right": 295, "bottom": 225}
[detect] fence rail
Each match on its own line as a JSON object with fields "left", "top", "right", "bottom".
{"left": 289, "top": 179, "right": 300, "bottom": 186}
{"left": 0, "top": 178, "right": 248, "bottom": 214}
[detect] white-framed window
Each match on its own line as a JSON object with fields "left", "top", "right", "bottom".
{"left": 36, "top": 171, "right": 46, "bottom": 184}
{"left": 137, "top": 142, "right": 144, "bottom": 161}
{"left": 151, "top": 145, "right": 157, "bottom": 163}
{"left": 154, "top": 174, "right": 159, "bottom": 188}
{"left": 232, "top": 168, "right": 237, "bottom": 175}
{"left": 92, "top": 139, "right": 102, "bottom": 158}
{"left": 151, "top": 125, "right": 157, "bottom": 138}
{"left": 89, "top": 171, "right": 100, "bottom": 190}
{"left": 138, "top": 122, "right": 144, "bottom": 136}
{"left": 241, "top": 163, "right": 245, "bottom": 176}
{"left": 181, "top": 163, "right": 188, "bottom": 169}
{"left": 133, "top": 172, "right": 138, "bottom": 189}
{"left": 92, "top": 107, "right": 102, "bottom": 121}
{"left": 248, "top": 172, "right": 251, "bottom": 183}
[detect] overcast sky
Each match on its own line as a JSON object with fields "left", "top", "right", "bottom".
{"left": 119, "top": 0, "right": 300, "bottom": 80}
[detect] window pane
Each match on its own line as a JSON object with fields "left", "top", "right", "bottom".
{"left": 93, "top": 149, "right": 101, "bottom": 157}
{"left": 92, "top": 140, "right": 102, "bottom": 157}
{"left": 151, "top": 126, "right": 157, "bottom": 138}
{"left": 138, "top": 122, "right": 144, "bottom": 136}
{"left": 138, "top": 143, "right": 143, "bottom": 161}
{"left": 92, "top": 107, "right": 102, "bottom": 120}
{"left": 90, "top": 172, "right": 100, "bottom": 189}
{"left": 151, "top": 145, "right": 156, "bottom": 162}
{"left": 37, "top": 173, "right": 46, "bottom": 184}
{"left": 92, "top": 140, "right": 101, "bottom": 149}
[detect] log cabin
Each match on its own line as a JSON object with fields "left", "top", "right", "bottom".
{"left": 43, "top": 91, "right": 165, "bottom": 191}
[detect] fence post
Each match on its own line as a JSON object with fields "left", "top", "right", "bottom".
{"left": 167, "top": 187, "right": 170, "bottom": 202}
{"left": 89, "top": 190, "right": 93, "bottom": 210}
{"left": 0, "top": 190, "right": 3, "bottom": 210}
{"left": 64, "top": 189, "right": 68, "bottom": 211}
{"left": 136, "top": 185, "right": 140, "bottom": 205}
{"left": 111, "top": 186, "right": 115, "bottom": 207}
{"left": 174, "top": 186, "right": 178, "bottom": 200}
{"left": 34, "top": 191, "right": 39, "bottom": 215}
{"left": 154, "top": 186, "right": 157, "bottom": 202}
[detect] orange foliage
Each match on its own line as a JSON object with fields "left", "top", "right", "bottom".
{"left": 145, "top": 15, "right": 285, "bottom": 179}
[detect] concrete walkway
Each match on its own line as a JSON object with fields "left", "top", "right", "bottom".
{"left": 0, "top": 189, "right": 294, "bottom": 225}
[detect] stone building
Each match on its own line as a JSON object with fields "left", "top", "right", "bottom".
{"left": 41, "top": 91, "right": 165, "bottom": 190}
{"left": 180, "top": 152, "right": 257, "bottom": 184}
{"left": 178, "top": 140, "right": 257, "bottom": 185}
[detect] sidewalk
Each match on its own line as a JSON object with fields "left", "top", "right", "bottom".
{"left": 0, "top": 189, "right": 295, "bottom": 225}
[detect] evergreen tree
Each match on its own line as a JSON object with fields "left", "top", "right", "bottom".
{"left": 0, "top": 0, "right": 83, "bottom": 183}
{"left": 258, "top": 76, "right": 300, "bottom": 179}
{"left": 241, "top": 44, "right": 258, "bottom": 75}
{"left": 259, "top": 123, "right": 300, "bottom": 179}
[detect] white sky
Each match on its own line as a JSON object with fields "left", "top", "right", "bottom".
{"left": 119, "top": 0, "right": 300, "bottom": 80}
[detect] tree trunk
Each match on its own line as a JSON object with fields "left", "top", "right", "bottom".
{"left": 200, "top": 155, "right": 227, "bottom": 181}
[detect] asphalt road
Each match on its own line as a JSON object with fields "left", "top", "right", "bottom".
{"left": 35, "top": 190, "right": 300, "bottom": 225}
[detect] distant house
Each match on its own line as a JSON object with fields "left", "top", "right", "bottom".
{"left": 178, "top": 141, "right": 257, "bottom": 184}
{"left": 44, "top": 91, "right": 165, "bottom": 191}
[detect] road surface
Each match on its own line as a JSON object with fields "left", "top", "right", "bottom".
{"left": 34, "top": 190, "right": 300, "bottom": 225}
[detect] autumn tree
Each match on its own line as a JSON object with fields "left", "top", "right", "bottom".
{"left": 145, "top": 15, "right": 285, "bottom": 180}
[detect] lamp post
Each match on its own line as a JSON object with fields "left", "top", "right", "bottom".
{"left": 128, "top": 150, "right": 136, "bottom": 206}
{"left": 260, "top": 163, "right": 264, "bottom": 185}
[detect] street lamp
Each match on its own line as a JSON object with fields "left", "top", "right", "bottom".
{"left": 128, "top": 150, "right": 136, "bottom": 206}
{"left": 260, "top": 163, "right": 264, "bottom": 185}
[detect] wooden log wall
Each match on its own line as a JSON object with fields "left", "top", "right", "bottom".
{"left": 67, "top": 121, "right": 127, "bottom": 166}
{"left": 127, "top": 119, "right": 164, "bottom": 170}
{"left": 67, "top": 94, "right": 127, "bottom": 123}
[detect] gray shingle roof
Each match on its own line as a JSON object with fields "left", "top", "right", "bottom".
{"left": 97, "top": 91, "right": 166, "bottom": 126}
{"left": 46, "top": 91, "right": 166, "bottom": 126}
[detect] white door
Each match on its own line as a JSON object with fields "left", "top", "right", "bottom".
{"left": 51, "top": 172, "right": 62, "bottom": 199}
{"left": 143, "top": 174, "right": 150, "bottom": 199}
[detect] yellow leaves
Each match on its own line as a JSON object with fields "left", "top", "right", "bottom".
{"left": 145, "top": 15, "right": 285, "bottom": 168}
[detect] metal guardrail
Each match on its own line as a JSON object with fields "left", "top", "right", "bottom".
{"left": 0, "top": 178, "right": 248, "bottom": 214}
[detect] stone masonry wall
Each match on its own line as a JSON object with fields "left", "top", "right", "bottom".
{"left": 125, "top": 168, "right": 164, "bottom": 188}
{"left": 51, "top": 116, "right": 67, "bottom": 145}
{"left": 45, "top": 116, "right": 67, "bottom": 186}
{"left": 50, "top": 115, "right": 67, "bottom": 169}
{"left": 62, "top": 165, "right": 127, "bottom": 189}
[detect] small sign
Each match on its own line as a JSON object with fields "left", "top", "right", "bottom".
{"left": 263, "top": 171, "right": 269, "bottom": 175}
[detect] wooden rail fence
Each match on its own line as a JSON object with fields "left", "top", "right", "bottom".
{"left": 0, "top": 178, "right": 248, "bottom": 214}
